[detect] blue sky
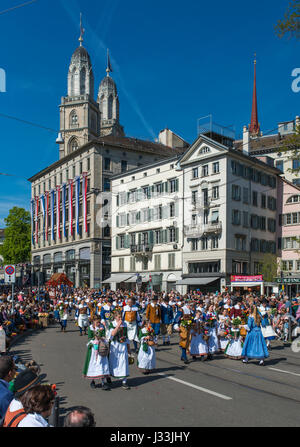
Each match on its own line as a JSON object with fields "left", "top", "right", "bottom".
{"left": 0, "top": 0, "right": 299, "bottom": 226}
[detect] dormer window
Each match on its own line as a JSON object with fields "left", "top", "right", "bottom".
{"left": 199, "top": 146, "right": 211, "bottom": 155}
{"left": 287, "top": 195, "right": 300, "bottom": 204}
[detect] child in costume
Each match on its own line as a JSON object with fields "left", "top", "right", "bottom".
{"left": 217, "top": 308, "right": 230, "bottom": 352}
{"left": 224, "top": 317, "right": 243, "bottom": 359}
{"left": 83, "top": 318, "right": 110, "bottom": 390}
{"left": 137, "top": 321, "right": 156, "bottom": 374}
{"left": 189, "top": 311, "right": 208, "bottom": 361}
{"left": 174, "top": 314, "right": 193, "bottom": 364}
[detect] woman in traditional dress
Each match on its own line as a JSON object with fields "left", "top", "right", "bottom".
{"left": 217, "top": 308, "right": 230, "bottom": 352}
{"left": 242, "top": 305, "right": 269, "bottom": 365}
{"left": 108, "top": 310, "right": 131, "bottom": 390}
{"left": 224, "top": 317, "right": 243, "bottom": 359}
{"left": 258, "top": 301, "right": 277, "bottom": 349}
{"left": 137, "top": 322, "right": 156, "bottom": 374}
{"left": 189, "top": 312, "right": 208, "bottom": 361}
{"left": 82, "top": 318, "right": 110, "bottom": 390}
{"left": 206, "top": 306, "right": 219, "bottom": 358}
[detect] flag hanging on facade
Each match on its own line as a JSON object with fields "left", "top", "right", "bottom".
{"left": 82, "top": 173, "right": 88, "bottom": 234}
{"left": 56, "top": 186, "right": 61, "bottom": 240}
{"left": 51, "top": 189, "right": 55, "bottom": 241}
{"left": 35, "top": 196, "right": 39, "bottom": 244}
{"left": 75, "top": 176, "right": 80, "bottom": 235}
{"left": 30, "top": 198, "right": 35, "bottom": 245}
{"left": 68, "top": 180, "right": 73, "bottom": 236}
{"left": 40, "top": 194, "right": 45, "bottom": 241}
{"left": 62, "top": 183, "right": 66, "bottom": 238}
{"left": 45, "top": 191, "right": 49, "bottom": 240}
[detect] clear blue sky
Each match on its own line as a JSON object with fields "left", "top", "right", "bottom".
{"left": 0, "top": 0, "right": 299, "bottom": 226}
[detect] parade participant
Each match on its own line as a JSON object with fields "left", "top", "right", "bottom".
{"left": 217, "top": 308, "right": 230, "bottom": 352}
{"left": 145, "top": 296, "right": 161, "bottom": 344}
{"left": 160, "top": 298, "right": 174, "bottom": 346}
{"left": 137, "top": 321, "right": 156, "bottom": 374}
{"left": 83, "top": 319, "right": 110, "bottom": 390}
{"left": 77, "top": 301, "right": 90, "bottom": 336}
{"left": 122, "top": 297, "right": 141, "bottom": 353}
{"left": 189, "top": 311, "right": 208, "bottom": 361}
{"left": 229, "top": 298, "right": 243, "bottom": 319}
{"left": 258, "top": 300, "right": 277, "bottom": 349}
{"left": 174, "top": 314, "right": 193, "bottom": 364}
{"left": 100, "top": 298, "right": 115, "bottom": 330}
{"left": 108, "top": 310, "right": 131, "bottom": 390}
{"left": 206, "top": 306, "right": 219, "bottom": 358}
{"left": 59, "top": 304, "right": 68, "bottom": 333}
{"left": 242, "top": 305, "right": 269, "bottom": 365}
{"left": 224, "top": 317, "right": 243, "bottom": 359}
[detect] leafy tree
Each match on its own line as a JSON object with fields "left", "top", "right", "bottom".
{"left": 258, "top": 254, "right": 279, "bottom": 283}
{"left": 0, "top": 207, "right": 31, "bottom": 264}
{"left": 275, "top": 0, "right": 300, "bottom": 40}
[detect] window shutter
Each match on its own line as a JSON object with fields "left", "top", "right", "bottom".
{"left": 127, "top": 214, "right": 129, "bottom": 225}
{"left": 116, "top": 195, "right": 119, "bottom": 207}
{"left": 165, "top": 181, "right": 169, "bottom": 193}
{"left": 116, "top": 236, "right": 119, "bottom": 250}
{"left": 175, "top": 178, "right": 179, "bottom": 192}
{"left": 149, "top": 230, "right": 154, "bottom": 244}
{"left": 175, "top": 201, "right": 179, "bottom": 217}
{"left": 175, "top": 227, "right": 179, "bottom": 243}
{"left": 116, "top": 215, "right": 119, "bottom": 227}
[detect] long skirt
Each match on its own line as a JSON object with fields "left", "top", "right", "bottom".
{"left": 242, "top": 327, "right": 269, "bottom": 359}
{"left": 109, "top": 340, "right": 129, "bottom": 378}
{"left": 84, "top": 347, "right": 110, "bottom": 379}
{"left": 225, "top": 338, "right": 243, "bottom": 359}
{"left": 189, "top": 333, "right": 208, "bottom": 356}
{"left": 137, "top": 344, "right": 156, "bottom": 370}
{"left": 208, "top": 327, "right": 219, "bottom": 354}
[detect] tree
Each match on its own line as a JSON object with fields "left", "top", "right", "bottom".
{"left": 275, "top": 0, "right": 300, "bottom": 40}
{"left": 258, "top": 253, "right": 279, "bottom": 283}
{"left": 0, "top": 207, "right": 31, "bottom": 264}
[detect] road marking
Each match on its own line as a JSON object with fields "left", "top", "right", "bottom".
{"left": 157, "top": 373, "right": 232, "bottom": 400}
{"left": 268, "top": 367, "right": 300, "bottom": 377}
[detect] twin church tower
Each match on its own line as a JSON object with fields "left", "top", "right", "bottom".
{"left": 58, "top": 18, "right": 124, "bottom": 160}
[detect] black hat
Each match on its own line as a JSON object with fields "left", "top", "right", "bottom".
{"left": 13, "top": 369, "right": 46, "bottom": 398}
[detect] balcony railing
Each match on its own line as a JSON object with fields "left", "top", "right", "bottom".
{"left": 130, "top": 244, "right": 153, "bottom": 254}
{"left": 184, "top": 222, "right": 222, "bottom": 237}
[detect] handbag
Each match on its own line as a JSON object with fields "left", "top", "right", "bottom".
{"left": 98, "top": 339, "right": 109, "bottom": 357}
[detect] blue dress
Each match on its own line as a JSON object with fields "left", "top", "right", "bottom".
{"left": 241, "top": 317, "right": 269, "bottom": 359}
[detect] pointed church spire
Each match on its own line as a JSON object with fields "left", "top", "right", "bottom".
{"left": 79, "top": 12, "right": 85, "bottom": 46}
{"left": 249, "top": 54, "right": 260, "bottom": 136}
{"left": 106, "top": 49, "right": 113, "bottom": 76}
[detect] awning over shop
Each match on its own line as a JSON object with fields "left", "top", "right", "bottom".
{"left": 176, "top": 277, "right": 219, "bottom": 285}
{"left": 102, "top": 274, "right": 133, "bottom": 283}
{"left": 124, "top": 274, "right": 149, "bottom": 283}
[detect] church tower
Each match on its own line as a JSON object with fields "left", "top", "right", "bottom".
{"left": 58, "top": 15, "right": 100, "bottom": 159}
{"left": 97, "top": 50, "right": 125, "bottom": 137}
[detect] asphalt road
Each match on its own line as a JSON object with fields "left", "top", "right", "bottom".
{"left": 10, "top": 317, "right": 300, "bottom": 427}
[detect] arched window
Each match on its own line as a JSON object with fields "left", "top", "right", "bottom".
{"left": 80, "top": 67, "right": 86, "bottom": 95}
{"left": 69, "top": 110, "right": 78, "bottom": 128}
{"left": 287, "top": 195, "right": 300, "bottom": 204}
{"left": 108, "top": 95, "right": 113, "bottom": 120}
{"left": 69, "top": 137, "right": 79, "bottom": 153}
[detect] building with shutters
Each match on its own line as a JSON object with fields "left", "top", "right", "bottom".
{"left": 29, "top": 26, "right": 185, "bottom": 288}
{"left": 110, "top": 133, "right": 281, "bottom": 293}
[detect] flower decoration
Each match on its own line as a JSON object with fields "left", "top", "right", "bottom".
{"left": 231, "top": 317, "right": 242, "bottom": 327}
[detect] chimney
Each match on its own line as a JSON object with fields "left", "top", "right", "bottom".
{"left": 243, "top": 125, "right": 250, "bottom": 155}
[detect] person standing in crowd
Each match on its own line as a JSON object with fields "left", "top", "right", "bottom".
{"left": 108, "top": 310, "right": 131, "bottom": 390}
{"left": 145, "top": 297, "right": 161, "bottom": 344}
{"left": 0, "top": 356, "right": 15, "bottom": 423}
{"left": 160, "top": 297, "right": 174, "bottom": 346}
{"left": 100, "top": 297, "right": 115, "bottom": 330}
{"left": 137, "top": 321, "right": 156, "bottom": 374}
{"left": 122, "top": 297, "right": 141, "bottom": 353}
{"left": 242, "top": 305, "right": 269, "bottom": 366}
{"left": 77, "top": 301, "right": 89, "bottom": 336}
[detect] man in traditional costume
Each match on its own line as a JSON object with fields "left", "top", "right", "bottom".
{"left": 160, "top": 298, "right": 174, "bottom": 345}
{"left": 78, "top": 301, "right": 90, "bottom": 336}
{"left": 145, "top": 297, "right": 161, "bottom": 343}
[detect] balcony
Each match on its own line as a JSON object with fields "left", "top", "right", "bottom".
{"left": 184, "top": 222, "right": 222, "bottom": 237}
{"left": 130, "top": 244, "right": 153, "bottom": 255}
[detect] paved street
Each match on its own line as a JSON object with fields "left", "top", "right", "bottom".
{"left": 10, "top": 318, "right": 300, "bottom": 427}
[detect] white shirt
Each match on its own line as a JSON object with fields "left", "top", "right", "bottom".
{"left": 18, "top": 412, "right": 50, "bottom": 427}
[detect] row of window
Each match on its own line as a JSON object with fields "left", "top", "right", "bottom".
{"left": 116, "top": 228, "right": 179, "bottom": 249}
{"left": 250, "top": 239, "right": 276, "bottom": 254}
{"left": 279, "top": 212, "right": 300, "bottom": 226}
{"left": 33, "top": 223, "right": 91, "bottom": 247}
{"left": 33, "top": 247, "right": 91, "bottom": 265}
{"left": 231, "top": 185, "right": 276, "bottom": 210}
{"left": 231, "top": 160, "right": 277, "bottom": 188}
{"left": 191, "top": 161, "right": 220, "bottom": 179}
{"left": 281, "top": 260, "right": 300, "bottom": 271}
{"left": 232, "top": 210, "right": 276, "bottom": 232}
{"left": 278, "top": 237, "right": 300, "bottom": 250}
{"left": 118, "top": 253, "right": 176, "bottom": 272}
{"left": 33, "top": 170, "right": 90, "bottom": 197}
{"left": 116, "top": 179, "right": 179, "bottom": 206}
{"left": 116, "top": 202, "right": 178, "bottom": 227}
{"left": 190, "top": 236, "right": 219, "bottom": 251}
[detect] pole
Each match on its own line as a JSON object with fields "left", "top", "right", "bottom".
{"left": 11, "top": 281, "right": 14, "bottom": 313}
